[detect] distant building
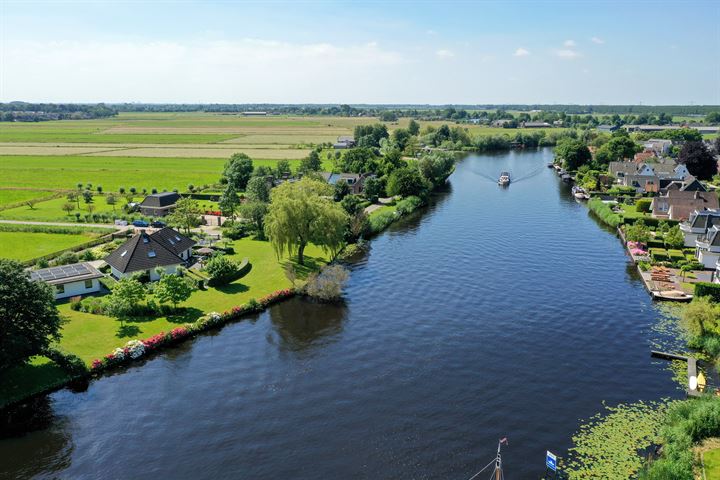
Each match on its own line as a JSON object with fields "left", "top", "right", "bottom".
{"left": 520, "top": 121, "right": 552, "bottom": 128}
{"left": 241, "top": 111, "right": 267, "bottom": 116}
{"left": 491, "top": 119, "right": 513, "bottom": 127}
{"left": 333, "top": 135, "right": 356, "bottom": 150}
{"left": 644, "top": 139, "right": 673, "bottom": 155}
{"left": 139, "top": 192, "right": 181, "bottom": 217}
{"left": 597, "top": 124, "right": 619, "bottom": 133}
{"left": 633, "top": 149, "right": 657, "bottom": 163}
{"left": 30, "top": 262, "right": 103, "bottom": 300}
{"left": 105, "top": 227, "right": 195, "bottom": 281}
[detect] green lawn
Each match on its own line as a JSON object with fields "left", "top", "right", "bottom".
{"left": 0, "top": 196, "right": 122, "bottom": 222}
{"left": 705, "top": 448, "right": 720, "bottom": 479}
{"left": 0, "top": 230, "right": 102, "bottom": 261}
{"left": 0, "top": 189, "right": 57, "bottom": 207}
{"left": 58, "top": 237, "right": 330, "bottom": 364}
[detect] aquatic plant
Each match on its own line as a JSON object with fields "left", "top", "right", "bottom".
{"left": 566, "top": 400, "right": 671, "bottom": 479}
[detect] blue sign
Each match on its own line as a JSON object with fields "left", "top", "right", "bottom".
{"left": 546, "top": 451, "right": 557, "bottom": 471}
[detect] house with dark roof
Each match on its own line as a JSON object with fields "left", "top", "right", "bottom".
{"left": 105, "top": 227, "right": 195, "bottom": 281}
{"left": 651, "top": 190, "right": 719, "bottom": 221}
{"left": 139, "top": 192, "right": 181, "bottom": 217}
{"left": 680, "top": 209, "right": 720, "bottom": 247}
{"left": 320, "top": 172, "right": 365, "bottom": 194}
{"left": 30, "top": 262, "right": 103, "bottom": 300}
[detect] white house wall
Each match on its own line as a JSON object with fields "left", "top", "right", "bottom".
{"left": 54, "top": 278, "right": 101, "bottom": 300}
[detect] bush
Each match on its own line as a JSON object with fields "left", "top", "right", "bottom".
{"left": 52, "top": 252, "right": 79, "bottom": 266}
{"left": 205, "top": 254, "right": 246, "bottom": 287}
{"left": 222, "top": 221, "right": 253, "bottom": 240}
{"left": 304, "top": 264, "right": 350, "bottom": 302}
{"left": 635, "top": 198, "right": 652, "bottom": 213}
{"left": 45, "top": 346, "right": 88, "bottom": 376}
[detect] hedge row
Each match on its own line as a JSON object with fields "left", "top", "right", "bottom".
{"left": 694, "top": 282, "right": 720, "bottom": 302}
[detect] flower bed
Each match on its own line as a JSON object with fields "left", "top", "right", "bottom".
{"left": 90, "top": 289, "right": 296, "bottom": 373}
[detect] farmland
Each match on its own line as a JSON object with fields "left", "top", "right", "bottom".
{"left": 0, "top": 188, "right": 56, "bottom": 207}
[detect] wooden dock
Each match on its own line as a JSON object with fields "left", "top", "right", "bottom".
{"left": 651, "top": 350, "right": 701, "bottom": 397}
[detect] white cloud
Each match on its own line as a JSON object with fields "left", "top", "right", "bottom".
{"left": 426, "top": 29, "right": 437, "bottom": 35}
{"left": 513, "top": 47, "right": 530, "bottom": 57}
{"left": 2, "top": 39, "right": 406, "bottom": 102}
{"left": 436, "top": 49, "right": 455, "bottom": 58}
{"left": 591, "top": 37, "right": 604, "bottom": 44}
{"left": 555, "top": 49, "right": 582, "bottom": 59}
{"left": 564, "top": 40, "right": 576, "bottom": 47}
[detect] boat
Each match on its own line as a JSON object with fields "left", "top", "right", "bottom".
{"left": 547, "top": 162, "right": 555, "bottom": 168}
{"left": 466, "top": 438, "right": 508, "bottom": 480}
{"left": 572, "top": 186, "right": 590, "bottom": 200}
{"left": 498, "top": 171, "right": 511, "bottom": 186}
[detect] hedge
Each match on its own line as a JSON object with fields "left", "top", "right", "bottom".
{"left": 650, "top": 248, "right": 668, "bottom": 262}
{"left": 668, "top": 250, "right": 685, "bottom": 262}
{"left": 694, "top": 282, "right": 720, "bottom": 302}
{"left": 622, "top": 216, "right": 679, "bottom": 228}
{"left": 588, "top": 198, "right": 622, "bottom": 227}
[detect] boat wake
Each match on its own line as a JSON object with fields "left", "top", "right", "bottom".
{"left": 469, "top": 164, "right": 545, "bottom": 184}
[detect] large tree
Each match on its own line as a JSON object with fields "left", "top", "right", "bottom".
{"left": 222, "top": 153, "right": 254, "bottom": 190}
{"left": 154, "top": 274, "right": 193, "bottom": 309}
{"left": 298, "top": 150, "right": 322, "bottom": 174}
{"left": 167, "top": 197, "right": 202, "bottom": 234}
{"left": 240, "top": 200, "right": 269, "bottom": 238}
{"left": 105, "top": 277, "right": 146, "bottom": 320}
{"left": 0, "top": 259, "right": 63, "bottom": 370}
{"left": 594, "top": 136, "right": 642, "bottom": 165}
{"left": 555, "top": 138, "right": 592, "bottom": 170}
{"left": 679, "top": 141, "right": 717, "bottom": 180}
{"left": 418, "top": 152, "right": 455, "bottom": 188}
{"left": 245, "top": 176, "right": 271, "bottom": 203}
{"left": 218, "top": 183, "right": 240, "bottom": 219}
{"left": 264, "top": 178, "right": 348, "bottom": 265}
{"left": 386, "top": 167, "right": 430, "bottom": 197}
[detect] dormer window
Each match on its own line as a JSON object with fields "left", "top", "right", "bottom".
{"left": 148, "top": 250, "right": 156, "bottom": 258}
{"left": 121, "top": 250, "right": 127, "bottom": 257}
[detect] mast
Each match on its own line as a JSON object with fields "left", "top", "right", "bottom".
{"left": 494, "top": 438, "right": 503, "bottom": 480}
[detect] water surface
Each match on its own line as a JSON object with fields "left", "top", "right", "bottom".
{"left": 0, "top": 149, "right": 682, "bottom": 479}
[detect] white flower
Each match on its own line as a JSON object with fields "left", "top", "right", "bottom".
{"left": 112, "top": 348, "right": 126, "bottom": 360}
{"left": 125, "top": 339, "right": 146, "bottom": 359}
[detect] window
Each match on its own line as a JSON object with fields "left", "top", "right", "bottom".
{"left": 85, "top": 279, "right": 93, "bottom": 289}
{"left": 56, "top": 285, "right": 65, "bottom": 294}
{"left": 120, "top": 250, "right": 127, "bottom": 257}
{"left": 148, "top": 250, "right": 157, "bottom": 258}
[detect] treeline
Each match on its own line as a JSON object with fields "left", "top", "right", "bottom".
{"left": 109, "top": 103, "right": 720, "bottom": 119}
{"left": 0, "top": 102, "right": 117, "bottom": 122}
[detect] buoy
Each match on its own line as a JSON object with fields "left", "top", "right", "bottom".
{"left": 690, "top": 376, "right": 698, "bottom": 391}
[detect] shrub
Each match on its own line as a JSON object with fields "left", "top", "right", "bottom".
{"left": 53, "top": 252, "right": 79, "bottom": 266}
{"left": 45, "top": 346, "right": 88, "bottom": 376}
{"left": 304, "top": 264, "right": 350, "bottom": 302}
{"left": 635, "top": 198, "right": 652, "bottom": 213}
{"left": 205, "top": 254, "right": 240, "bottom": 286}
{"left": 223, "top": 221, "right": 253, "bottom": 240}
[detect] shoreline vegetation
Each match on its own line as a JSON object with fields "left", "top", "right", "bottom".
{"left": 553, "top": 128, "right": 720, "bottom": 478}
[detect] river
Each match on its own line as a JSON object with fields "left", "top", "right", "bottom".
{"left": 0, "top": 148, "right": 684, "bottom": 479}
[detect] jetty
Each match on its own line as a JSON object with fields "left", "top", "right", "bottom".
{"left": 651, "top": 351, "right": 702, "bottom": 397}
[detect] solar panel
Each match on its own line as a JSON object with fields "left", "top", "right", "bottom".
{"left": 30, "top": 262, "right": 100, "bottom": 283}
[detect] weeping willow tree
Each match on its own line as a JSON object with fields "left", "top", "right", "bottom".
{"left": 264, "top": 178, "right": 348, "bottom": 265}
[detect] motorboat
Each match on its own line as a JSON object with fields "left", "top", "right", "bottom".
{"left": 498, "top": 171, "right": 511, "bottom": 186}
{"left": 572, "top": 185, "right": 590, "bottom": 200}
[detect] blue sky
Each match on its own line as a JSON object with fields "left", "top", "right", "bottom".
{"left": 2, "top": 0, "right": 719, "bottom": 104}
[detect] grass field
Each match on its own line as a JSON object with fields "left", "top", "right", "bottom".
{"left": 0, "top": 230, "right": 102, "bottom": 261}
{"left": 0, "top": 196, "right": 123, "bottom": 222}
{"left": 0, "top": 189, "right": 56, "bottom": 207}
